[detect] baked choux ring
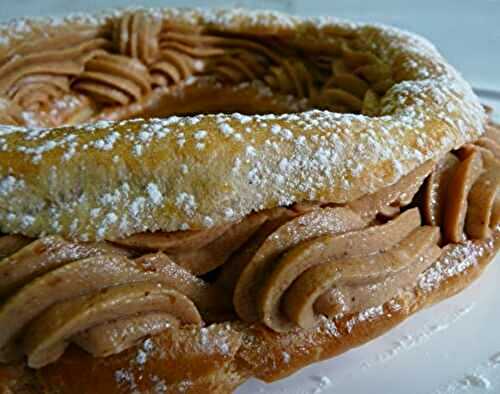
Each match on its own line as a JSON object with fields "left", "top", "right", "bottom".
{"left": 0, "top": 7, "right": 497, "bottom": 394}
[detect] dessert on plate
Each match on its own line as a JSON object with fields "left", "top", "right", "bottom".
{"left": 0, "top": 7, "right": 498, "bottom": 393}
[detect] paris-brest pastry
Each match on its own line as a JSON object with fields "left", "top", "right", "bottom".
{"left": 0, "top": 7, "right": 498, "bottom": 393}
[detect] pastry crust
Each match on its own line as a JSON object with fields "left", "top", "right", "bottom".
{"left": 0, "top": 8, "right": 498, "bottom": 394}
{"left": 0, "top": 8, "right": 485, "bottom": 241}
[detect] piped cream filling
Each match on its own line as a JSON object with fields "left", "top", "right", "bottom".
{"left": 0, "top": 9, "right": 498, "bottom": 370}
{"left": 0, "top": 136, "right": 497, "bottom": 368}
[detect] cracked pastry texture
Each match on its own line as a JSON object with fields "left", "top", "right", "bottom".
{"left": 0, "top": 7, "right": 498, "bottom": 394}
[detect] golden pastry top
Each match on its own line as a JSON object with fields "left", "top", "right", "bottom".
{"left": 0, "top": 8, "right": 486, "bottom": 242}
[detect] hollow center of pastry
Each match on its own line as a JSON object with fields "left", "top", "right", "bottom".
{"left": 0, "top": 11, "right": 395, "bottom": 128}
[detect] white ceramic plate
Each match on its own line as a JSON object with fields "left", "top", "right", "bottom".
{"left": 237, "top": 95, "right": 500, "bottom": 394}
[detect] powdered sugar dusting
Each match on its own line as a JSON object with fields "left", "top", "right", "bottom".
{"left": 346, "top": 305, "right": 385, "bottom": 334}
{"left": 0, "top": 7, "right": 486, "bottom": 241}
{"left": 146, "top": 183, "right": 163, "bottom": 206}
{"left": 310, "top": 375, "right": 333, "bottom": 394}
{"left": 434, "top": 352, "right": 500, "bottom": 394}
{"left": 418, "top": 238, "right": 495, "bottom": 293}
{"left": 111, "top": 322, "right": 240, "bottom": 392}
{"left": 360, "top": 304, "right": 475, "bottom": 369}
{"left": 114, "top": 337, "right": 158, "bottom": 393}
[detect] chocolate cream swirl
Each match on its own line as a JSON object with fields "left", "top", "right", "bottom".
{"left": 0, "top": 238, "right": 225, "bottom": 368}
{"left": 150, "top": 30, "right": 279, "bottom": 87}
{"left": 73, "top": 53, "right": 152, "bottom": 106}
{"left": 0, "top": 30, "right": 111, "bottom": 126}
{"left": 0, "top": 30, "right": 109, "bottom": 120}
{"left": 422, "top": 132, "right": 500, "bottom": 242}
{"left": 0, "top": 10, "right": 401, "bottom": 125}
{"left": 112, "top": 11, "right": 162, "bottom": 65}
{"left": 230, "top": 206, "right": 440, "bottom": 333}
{"left": 0, "top": 98, "right": 24, "bottom": 125}
{"left": 0, "top": 141, "right": 498, "bottom": 367}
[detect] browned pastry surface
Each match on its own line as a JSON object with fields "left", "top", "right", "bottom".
{"left": 0, "top": 126, "right": 498, "bottom": 392}
{"left": 0, "top": 7, "right": 498, "bottom": 394}
{"left": 0, "top": 8, "right": 486, "bottom": 241}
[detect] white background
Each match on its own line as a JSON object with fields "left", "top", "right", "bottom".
{"left": 1, "top": 1, "right": 499, "bottom": 393}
